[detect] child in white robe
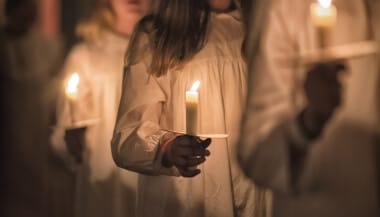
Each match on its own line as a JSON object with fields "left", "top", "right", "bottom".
{"left": 239, "top": 0, "right": 380, "bottom": 216}
{"left": 112, "top": 0, "right": 265, "bottom": 216}
{"left": 51, "top": 0, "right": 150, "bottom": 217}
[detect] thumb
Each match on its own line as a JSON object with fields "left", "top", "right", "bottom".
{"left": 201, "top": 138, "right": 212, "bottom": 148}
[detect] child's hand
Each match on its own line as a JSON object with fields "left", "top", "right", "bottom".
{"left": 64, "top": 127, "right": 86, "bottom": 163}
{"left": 301, "top": 62, "right": 347, "bottom": 137}
{"left": 162, "top": 135, "right": 211, "bottom": 177}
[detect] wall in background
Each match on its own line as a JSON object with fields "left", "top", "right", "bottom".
{"left": 38, "top": 0, "right": 94, "bottom": 52}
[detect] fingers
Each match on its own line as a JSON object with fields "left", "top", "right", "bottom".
{"left": 64, "top": 128, "right": 86, "bottom": 163}
{"left": 324, "top": 61, "right": 346, "bottom": 72}
{"left": 172, "top": 156, "right": 206, "bottom": 168}
{"left": 200, "top": 138, "right": 212, "bottom": 148}
{"left": 176, "top": 147, "right": 210, "bottom": 157}
{"left": 171, "top": 135, "right": 211, "bottom": 157}
{"left": 193, "top": 148, "right": 210, "bottom": 157}
{"left": 178, "top": 168, "right": 201, "bottom": 178}
{"left": 303, "top": 61, "right": 348, "bottom": 133}
{"left": 305, "top": 62, "right": 347, "bottom": 102}
{"left": 308, "top": 62, "right": 347, "bottom": 80}
{"left": 176, "top": 135, "right": 212, "bottom": 148}
{"left": 168, "top": 135, "right": 212, "bottom": 178}
{"left": 66, "top": 142, "right": 83, "bottom": 163}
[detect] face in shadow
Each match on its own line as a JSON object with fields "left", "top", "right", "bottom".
{"left": 109, "top": 0, "right": 150, "bottom": 24}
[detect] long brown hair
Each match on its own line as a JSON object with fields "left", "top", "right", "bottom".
{"left": 126, "top": 0, "right": 210, "bottom": 77}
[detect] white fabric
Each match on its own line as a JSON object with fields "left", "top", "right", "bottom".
{"left": 112, "top": 12, "right": 264, "bottom": 217}
{"left": 239, "top": 0, "right": 380, "bottom": 216}
{"left": 51, "top": 31, "right": 137, "bottom": 217}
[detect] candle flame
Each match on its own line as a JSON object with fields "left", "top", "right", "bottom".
{"left": 189, "top": 80, "right": 200, "bottom": 92}
{"left": 66, "top": 73, "right": 80, "bottom": 97}
{"left": 318, "top": 0, "right": 332, "bottom": 8}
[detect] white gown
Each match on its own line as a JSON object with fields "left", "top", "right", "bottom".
{"left": 112, "top": 12, "right": 264, "bottom": 217}
{"left": 239, "top": 0, "right": 380, "bottom": 216}
{"left": 51, "top": 31, "right": 137, "bottom": 217}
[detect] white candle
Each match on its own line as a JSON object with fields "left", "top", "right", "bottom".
{"left": 186, "top": 81, "right": 200, "bottom": 135}
{"left": 65, "top": 72, "right": 80, "bottom": 123}
{"left": 310, "top": 0, "right": 337, "bottom": 48}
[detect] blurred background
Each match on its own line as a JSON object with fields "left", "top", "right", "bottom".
{"left": 37, "top": 0, "right": 93, "bottom": 51}
{"left": 0, "top": 1, "right": 97, "bottom": 217}
{"left": 0, "top": 0, "right": 95, "bottom": 50}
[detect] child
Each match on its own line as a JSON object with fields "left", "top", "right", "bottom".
{"left": 51, "top": 0, "right": 150, "bottom": 216}
{"left": 112, "top": 0, "right": 262, "bottom": 216}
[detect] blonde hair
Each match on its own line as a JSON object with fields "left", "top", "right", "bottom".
{"left": 76, "top": 0, "right": 115, "bottom": 42}
{"left": 125, "top": 0, "right": 210, "bottom": 77}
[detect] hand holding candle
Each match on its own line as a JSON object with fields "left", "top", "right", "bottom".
{"left": 186, "top": 81, "right": 200, "bottom": 135}
{"left": 310, "top": 0, "right": 337, "bottom": 48}
{"left": 161, "top": 135, "right": 211, "bottom": 177}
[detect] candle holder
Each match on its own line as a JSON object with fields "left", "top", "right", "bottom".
{"left": 53, "top": 101, "right": 100, "bottom": 130}
{"left": 162, "top": 129, "right": 229, "bottom": 139}
{"left": 64, "top": 118, "right": 101, "bottom": 130}
{"left": 296, "top": 40, "right": 378, "bottom": 65}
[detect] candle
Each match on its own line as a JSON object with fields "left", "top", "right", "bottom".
{"left": 186, "top": 81, "right": 200, "bottom": 135}
{"left": 65, "top": 73, "right": 80, "bottom": 124}
{"left": 310, "top": 0, "right": 337, "bottom": 48}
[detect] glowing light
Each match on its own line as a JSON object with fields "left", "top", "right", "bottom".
{"left": 66, "top": 73, "right": 80, "bottom": 99}
{"left": 318, "top": 0, "right": 332, "bottom": 8}
{"left": 189, "top": 80, "right": 200, "bottom": 92}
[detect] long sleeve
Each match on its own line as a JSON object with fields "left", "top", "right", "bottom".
{"left": 111, "top": 57, "right": 179, "bottom": 176}
{"left": 50, "top": 45, "right": 98, "bottom": 167}
{"left": 238, "top": 0, "right": 311, "bottom": 193}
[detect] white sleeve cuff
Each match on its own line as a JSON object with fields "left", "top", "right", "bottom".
{"left": 153, "top": 132, "right": 181, "bottom": 176}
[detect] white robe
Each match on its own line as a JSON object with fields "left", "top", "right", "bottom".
{"left": 239, "top": 0, "right": 380, "bottom": 216}
{"left": 112, "top": 12, "right": 263, "bottom": 217}
{"left": 51, "top": 31, "right": 137, "bottom": 217}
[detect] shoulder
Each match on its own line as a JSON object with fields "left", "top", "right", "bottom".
{"left": 266, "top": 0, "right": 309, "bottom": 21}
{"left": 208, "top": 11, "right": 244, "bottom": 43}
{"left": 192, "top": 12, "right": 244, "bottom": 61}
{"left": 61, "top": 42, "right": 98, "bottom": 78}
{"left": 262, "top": 0, "right": 309, "bottom": 43}
{"left": 65, "top": 41, "right": 100, "bottom": 65}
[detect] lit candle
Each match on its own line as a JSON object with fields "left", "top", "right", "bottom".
{"left": 310, "top": 0, "right": 337, "bottom": 48}
{"left": 65, "top": 73, "right": 80, "bottom": 124}
{"left": 186, "top": 81, "right": 200, "bottom": 135}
